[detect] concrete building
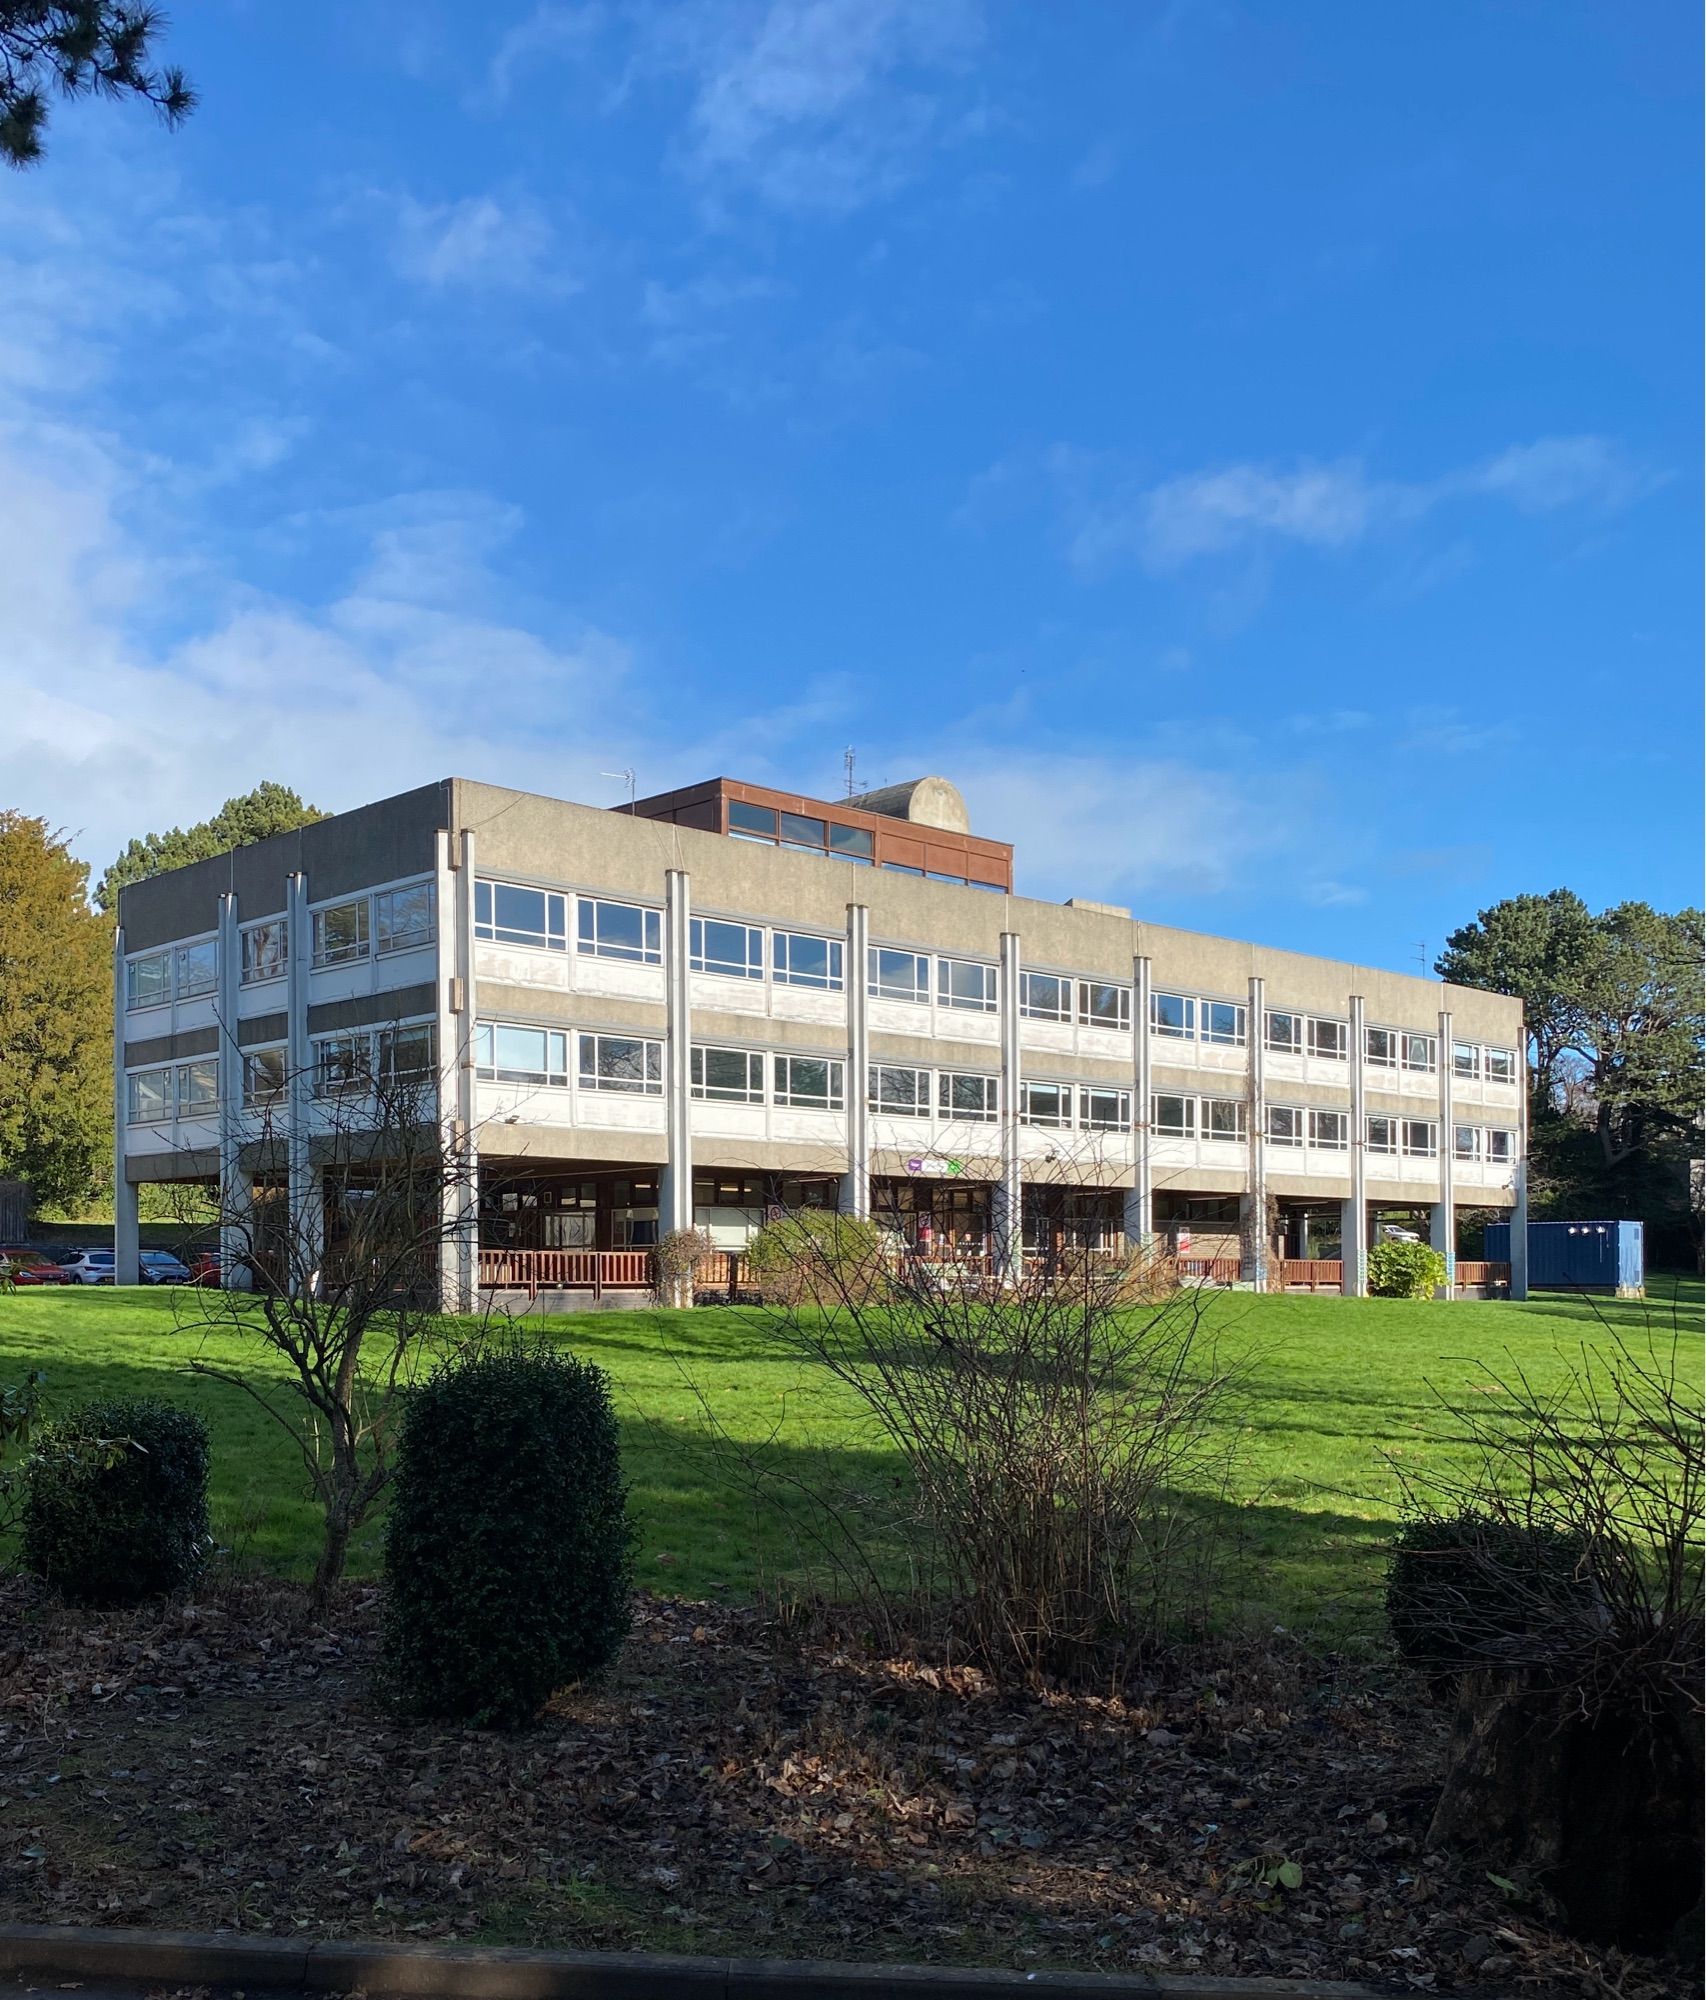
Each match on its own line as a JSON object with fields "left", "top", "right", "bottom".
{"left": 112, "top": 773, "right": 1528, "bottom": 1303}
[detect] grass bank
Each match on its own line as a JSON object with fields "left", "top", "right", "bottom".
{"left": 1, "top": 1279, "right": 1696, "bottom": 1640}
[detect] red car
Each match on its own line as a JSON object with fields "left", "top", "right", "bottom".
{"left": 1, "top": 1248, "right": 75, "bottom": 1286}
{"left": 188, "top": 1250, "right": 223, "bottom": 1287}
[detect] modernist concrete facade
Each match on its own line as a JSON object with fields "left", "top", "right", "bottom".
{"left": 113, "top": 774, "right": 1530, "bottom": 1302}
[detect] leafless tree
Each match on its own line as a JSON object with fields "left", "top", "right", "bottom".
{"left": 171, "top": 1040, "right": 501, "bottom": 1605}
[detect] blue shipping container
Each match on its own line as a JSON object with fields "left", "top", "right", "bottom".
{"left": 1483, "top": 1219, "right": 1644, "bottom": 1295}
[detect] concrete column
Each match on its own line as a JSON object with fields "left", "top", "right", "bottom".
{"left": 659, "top": 868, "right": 693, "bottom": 1238}
{"left": 1510, "top": 1046, "right": 1530, "bottom": 1299}
{"left": 1123, "top": 953, "right": 1153, "bottom": 1247}
{"left": 285, "top": 871, "right": 317, "bottom": 1296}
{"left": 435, "top": 830, "right": 480, "bottom": 1314}
{"left": 839, "top": 902, "right": 871, "bottom": 1219}
{"left": 112, "top": 923, "right": 140, "bottom": 1285}
{"left": 992, "top": 930, "right": 1023, "bottom": 1277}
{"left": 1432, "top": 1006, "right": 1455, "bottom": 1294}
{"left": 1242, "top": 973, "right": 1268, "bottom": 1288}
{"left": 215, "top": 891, "right": 253, "bottom": 1289}
{"left": 1343, "top": 994, "right": 1369, "bottom": 1296}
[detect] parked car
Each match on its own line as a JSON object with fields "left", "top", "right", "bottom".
{"left": 188, "top": 1249, "right": 223, "bottom": 1286}
{"left": 60, "top": 1249, "right": 117, "bottom": 1284}
{"left": 139, "top": 1251, "right": 194, "bottom": 1286}
{"left": 0, "top": 1248, "right": 76, "bottom": 1286}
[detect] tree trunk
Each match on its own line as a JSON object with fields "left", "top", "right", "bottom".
{"left": 311, "top": 1501, "right": 353, "bottom": 1610}
{"left": 1429, "top": 1668, "right": 1703, "bottom": 1952}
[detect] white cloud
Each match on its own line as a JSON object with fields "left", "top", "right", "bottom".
{"left": 650, "top": 0, "right": 985, "bottom": 213}
{"left": 387, "top": 192, "right": 563, "bottom": 291}
{"left": 1304, "top": 880, "right": 1368, "bottom": 908}
{"left": 999, "top": 434, "right": 1657, "bottom": 579}
{"left": 482, "top": 4, "right": 603, "bottom": 106}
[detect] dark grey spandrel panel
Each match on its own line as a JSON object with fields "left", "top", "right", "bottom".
{"left": 237, "top": 1012, "right": 289, "bottom": 1048}
{"left": 307, "top": 984, "right": 437, "bottom": 1035}
{"left": 123, "top": 1027, "right": 220, "bottom": 1066}
{"left": 117, "top": 782, "right": 453, "bottom": 952}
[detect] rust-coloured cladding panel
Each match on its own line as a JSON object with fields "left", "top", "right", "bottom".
{"left": 625, "top": 776, "right": 1013, "bottom": 890}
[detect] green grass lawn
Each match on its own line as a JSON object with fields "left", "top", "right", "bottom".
{"left": 1, "top": 1278, "right": 1698, "bottom": 1642}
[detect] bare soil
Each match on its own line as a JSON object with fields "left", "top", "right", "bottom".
{"left": 0, "top": 1578, "right": 1687, "bottom": 1997}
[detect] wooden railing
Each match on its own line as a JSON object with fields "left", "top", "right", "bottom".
{"left": 1178, "top": 1256, "right": 1241, "bottom": 1285}
{"left": 479, "top": 1248, "right": 654, "bottom": 1300}
{"left": 1276, "top": 1258, "right": 1344, "bottom": 1290}
{"left": 1455, "top": 1260, "right": 1511, "bottom": 1289}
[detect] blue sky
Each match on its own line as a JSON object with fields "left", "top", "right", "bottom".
{"left": 2, "top": 1, "right": 1697, "bottom": 969}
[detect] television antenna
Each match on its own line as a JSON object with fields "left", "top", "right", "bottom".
{"left": 843, "top": 746, "right": 857, "bottom": 798}
{"left": 602, "top": 769, "right": 637, "bottom": 813}
{"left": 1413, "top": 940, "right": 1430, "bottom": 977}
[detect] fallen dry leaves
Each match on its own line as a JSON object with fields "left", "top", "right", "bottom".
{"left": 0, "top": 1575, "right": 1687, "bottom": 1998}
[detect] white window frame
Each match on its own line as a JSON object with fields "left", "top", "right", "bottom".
{"left": 691, "top": 1045, "right": 766, "bottom": 1104}
{"left": 936, "top": 955, "right": 998, "bottom": 1013}
{"left": 1266, "top": 1104, "right": 1305, "bottom": 1148}
{"left": 938, "top": 1071, "right": 999, "bottom": 1122}
{"left": 313, "top": 898, "right": 370, "bottom": 969}
{"left": 578, "top": 1031, "right": 663, "bottom": 1094}
{"left": 174, "top": 939, "right": 217, "bottom": 999}
{"left": 1307, "top": 1017, "right": 1348, "bottom": 1061}
{"left": 773, "top": 1053, "right": 845, "bottom": 1111}
{"left": 870, "top": 1064, "right": 930, "bottom": 1115}
{"left": 475, "top": 879, "right": 568, "bottom": 952}
{"left": 1201, "top": 999, "right": 1246, "bottom": 1047}
{"left": 1365, "top": 1026, "right": 1398, "bottom": 1067}
{"left": 1309, "top": 1108, "right": 1348, "bottom": 1150}
{"left": 772, "top": 931, "right": 844, "bottom": 991}
{"left": 1453, "top": 1124, "right": 1482, "bottom": 1161}
{"left": 476, "top": 1022, "right": 569, "bottom": 1087}
{"left": 690, "top": 917, "right": 765, "bottom": 982}
{"left": 1486, "top": 1128, "right": 1515, "bottom": 1164}
{"left": 176, "top": 1058, "right": 219, "bottom": 1113}
{"left": 1401, "top": 1118, "right": 1438, "bottom": 1158}
{"left": 125, "top": 952, "right": 172, "bottom": 1011}
{"left": 1079, "top": 981, "right": 1133, "bottom": 1032}
{"left": 1019, "top": 970, "right": 1072, "bottom": 1022}
{"left": 374, "top": 881, "right": 436, "bottom": 957}
{"left": 1366, "top": 1115, "right": 1398, "bottom": 1155}
{"left": 240, "top": 919, "right": 288, "bottom": 986}
{"left": 315, "top": 1032, "right": 371, "bottom": 1097}
{"left": 1151, "top": 1092, "right": 1195, "bottom": 1137}
{"left": 1402, "top": 1033, "right": 1438, "bottom": 1074}
{"left": 1078, "top": 1084, "right": 1131, "bottom": 1130}
{"left": 1452, "top": 1041, "right": 1481, "bottom": 1081}
{"left": 868, "top": 947, "right": 931, "bottom": 1004}
{"left": 126, "top": 1065, "right": 173, "bottom": 1124}
{"left": 378, "top": 1023, "right": 436, "bottom": 1086}
{"left": 1265, "top": 1010, "right": 1302, "bottom": 1054}
{"left": 1485, "top": 1047, "right": 1517, "bottom": 1085}
{"left": 1020, "top": 1080, "right": 1073, "bottom": 1128}
{"left": 242, "top": 1047, "right": 288, "bottom": 1109}
{"left": 576, "top": 899, "right": 663, "bottom": 966}
{"left": 1204, "top": 1097, "right": 1247, "bottom": 1142}
{"left": 1150, "top": 992, "right": 1196, "bottom": 1040}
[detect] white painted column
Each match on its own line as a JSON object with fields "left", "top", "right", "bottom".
{"left": 839, "top": 902, "right": 871, "bottom": 1219}
{"left": 659, "top": 868, "right": 693, "bottom": 1238}
{"left": 1343, "top": 994, "right": 1368, "bottom": 1296}
{"left": 435, "top": 830, "right": 480, "bottom": 1314}
{"left": 1510, "top": 1024, "right": 1530, "bottom": 1300}
{"left": 1431, "top": 1006, "right": 1455, "bottom": 1294}
{"left": 216, "top": 892, "right": 254, "bottom": 1290}
{"left": 1123, "top": 953, "right": 1153, "bottom": 1247}
{"left": 992, "top": 930, "right": 1023, "bottom": 1277}
{"left": 285, "top": 871, "right": 319, "bottom": 1296}
{"left": 1242, "top": 973, "right": 1268, "bottom": 1288}
{"left": 112, "top": 924, "right": 140, "bottom": 1285}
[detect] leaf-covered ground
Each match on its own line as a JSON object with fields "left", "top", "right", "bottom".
{"left": 0, "top": 1577, "right": 1688, "bottom": 1997}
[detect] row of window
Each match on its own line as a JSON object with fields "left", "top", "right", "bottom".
{"left": 1453, "top": 1041, "right": 1519, "bottom": 1084}
{"left": 125, "top": 1058, "right": 219, "bottom": 1124}
{"left": 127, "top": 1025, "right": 438, "bottom": 1120}
{"left": 726, "top": 801, "right": 1006, "bottom": 891}
{"left": 125, "top": 883, "right": 437, "bottom": 1009}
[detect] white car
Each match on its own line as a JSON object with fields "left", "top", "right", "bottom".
{"left": 60, "top": 1249, "right": 117, "bottom": 1284}
{"left": 1377, "top": 1224, "right": 1421, "bottom": 1244}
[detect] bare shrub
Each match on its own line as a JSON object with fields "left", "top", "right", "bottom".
{"left": 702, "top": 1221, "right": 1243, "bottom": 1689}
{"left": 1390, "top": 1323, "right": 1703, "bottom": 1950}
{"left": 654, "top": 1226, "right": 715, "bottom": 1309}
